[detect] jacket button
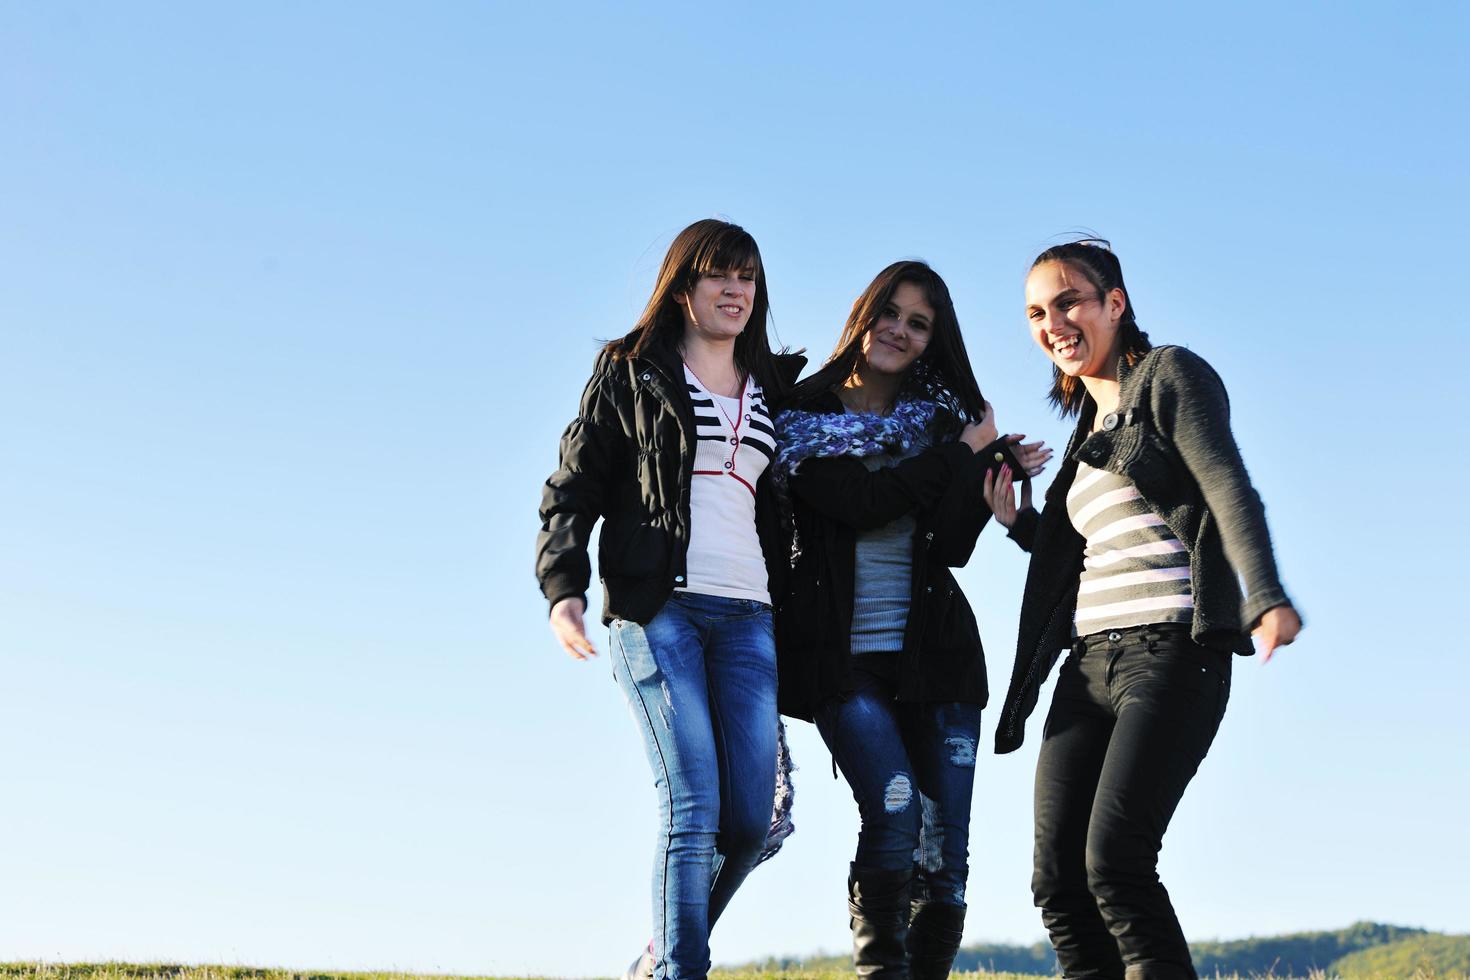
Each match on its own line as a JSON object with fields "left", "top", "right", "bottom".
{"left": 723, "top": 461, "right": 732, "bottom": 469}
{"left": 1103, "top": 412, "right": 1120, "bottom": 431}
{"left": 729, "top": 437, "right": 738, "bottom": 445}
{"left": 641, "top": 373, "right": 651, "bottom": 382}
{"left": 994, "top": 451, "right": 1004, "bottom": 462}
{"left": 674, "top": 575, "right": 685, "bottom": 583}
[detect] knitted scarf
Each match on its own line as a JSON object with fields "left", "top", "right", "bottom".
{"left": 772, "top": 397, "right": 942, "bottom": 506}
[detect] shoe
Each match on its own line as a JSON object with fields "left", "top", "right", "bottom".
{"left": 848, "top": 863, "right": 913, "bottom": 979}
{"left": 907, "top": 901, "right": 966, "bottom": 980}
{"left": 622, "top": 941, "right": 655, "bottom": 980}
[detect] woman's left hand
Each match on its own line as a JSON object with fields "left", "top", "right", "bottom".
{"left": 1006, "top": 434, "right": 1052, "bottom": 478}
{"left": 1254, "top": 604, "right": 1302, "bottom": 662}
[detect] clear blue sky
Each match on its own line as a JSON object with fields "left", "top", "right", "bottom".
{"left": 3, "top": 1, "right": 1467, "bottom": 976}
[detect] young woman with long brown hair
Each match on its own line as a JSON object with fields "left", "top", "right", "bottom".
{"left": 773, "top": 260, "right": 1049, "bottom": 979}
{"left": 536, "top": 219, "right": 803, "bottom": 980}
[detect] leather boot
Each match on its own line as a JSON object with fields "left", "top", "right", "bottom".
{"left": 906, "top": 901, "right": 966, "bottom": 980}
{"left": 847, "top": 863, "right": 913, "bottom": 979}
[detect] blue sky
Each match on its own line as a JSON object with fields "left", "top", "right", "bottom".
{"left": 3, "top": 1, "right": 1467, "bottom": 976}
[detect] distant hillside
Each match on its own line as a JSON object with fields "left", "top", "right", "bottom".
{"left": 1190, "top": 920, "right": 1429, "bottom": 976}
{"left": 739, "top": 920, "right": 1467, "bottom": 978}
{"left": 1332, "top": 933, "right": 1470, "bottom": 977}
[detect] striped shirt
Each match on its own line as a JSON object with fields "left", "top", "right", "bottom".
{"left": 1066, "top": 461, "right": 1194, "bottom": 635}
{"left": 679, "top": 365, "right": 777, "bottom": 604}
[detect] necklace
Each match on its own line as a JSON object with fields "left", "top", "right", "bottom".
{"left": 684, "top": 361, "right": 747, "bottom": 445}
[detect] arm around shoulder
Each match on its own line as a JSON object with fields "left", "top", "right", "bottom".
{"left": 791, "top": 441, "right": 973, "bottom": 531}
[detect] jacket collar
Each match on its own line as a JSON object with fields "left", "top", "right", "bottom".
{"left": 1065, "top": 348, "right": 1154, "bottom": 456}
{"left": 634, "top": 340, "right": 807, "bottom": 392}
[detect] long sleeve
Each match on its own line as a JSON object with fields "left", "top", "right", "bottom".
{"left": 1006, "top": 506, "right": 1041, "bottom": 553}
{"left": 928, "top": 439, "right": 1011, "bottom": 567}
{"left": 790, "top": 441, "right": 974, "bottom": 531}
{"left": 534, "top": 359, "right": 626, "bottom": 613}
{"left": 1150, "top": 347, "right": 1289, "bottom": 627}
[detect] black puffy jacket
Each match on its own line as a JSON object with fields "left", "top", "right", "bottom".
{"left": 775, "top": 391, "right": 1012, "bottom": 722}
{"left": 536, "top": 340, "right": 806, "bottom": 625}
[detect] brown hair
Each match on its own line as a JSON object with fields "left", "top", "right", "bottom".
{"left": 788, "top": 260, "right": 985, "bottom": 425}
{"left": 604, "top": 218, "right": 785, "bottom": 397}
{"left": 1028, "top": 239, "right": 1152, "bottom": 417}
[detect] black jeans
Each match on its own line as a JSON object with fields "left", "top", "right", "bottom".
{"left": 1032, "top": 624, "right": 1231, "bottom": 980}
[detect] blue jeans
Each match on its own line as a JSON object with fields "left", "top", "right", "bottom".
{"left": 816, "top": 663, "right": 982, "bottom": 906}
{"left": 610, "top": 591, "right": 778, "bottom": 980}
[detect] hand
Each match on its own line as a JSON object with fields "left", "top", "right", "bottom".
{"left": 1254, "top": 604, "right": 1301, "bottom": 663}
{"left": 960, "top": 400, "right": 999, "bottom": 453}
{"left": 550, "top": 596, "right": 598, "bottom": 660}
{"left": 982, "top": 462, "right": 1032, "bottom": 528}
{"left": 1005, "top": 433, "right": 1053, "bottom": 478}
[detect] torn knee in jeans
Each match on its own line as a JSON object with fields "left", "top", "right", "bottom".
{"left": 943, "top": 735, "right": 977, "bottom": 767}
{"left": 883, "top": 772, "right": 913, "bottom": 813}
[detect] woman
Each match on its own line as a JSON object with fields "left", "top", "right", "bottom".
{"left": 773, "top": 260, "right": 1048, "bottom": 980}
{"left": 535, "top": 219, "right": 805, "bottom": 980}
{"left": 983, "top": 239, "right": 1302, "bottom": 980}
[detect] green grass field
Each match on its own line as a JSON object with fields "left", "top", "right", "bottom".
{"left": 4, "top": 963, "right": 1469, "bottom": 980}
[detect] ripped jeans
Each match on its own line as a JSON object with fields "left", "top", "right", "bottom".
{"left": 816, "top": 660, "right": 982, "bottom": 905}
{"left": 610, "top": 591, "right": 778, "bottom": 980}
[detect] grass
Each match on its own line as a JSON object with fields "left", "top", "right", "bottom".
{"left": 2, "top": 965, "right": 1466, "bottom": 980}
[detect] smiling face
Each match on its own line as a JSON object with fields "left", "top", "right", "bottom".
{"left": 1025, "top": 260, "right": 1128, "bottom": 380}
{"left": 859, "top": 280, "right": 934, "bottom": 379}
{"left": 677, "top": 266, "right": 756, "bottom": 344}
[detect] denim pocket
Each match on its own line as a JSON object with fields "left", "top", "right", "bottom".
{"left": 611, "top": 617, "right": 663, "bottom": 687}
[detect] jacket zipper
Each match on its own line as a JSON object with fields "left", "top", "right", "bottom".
{"left": 634, "top": 358, "right": 696, "bottom": 583}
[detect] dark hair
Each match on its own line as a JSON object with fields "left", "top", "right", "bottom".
{"left": 604, "top": 218, "right": 786, "bottom": 398}
{"left": 788, "top": 261, "right": 986, "bottom": 427}
{"left": 1029, "top": 238, "right": 1152, "bottom": 417}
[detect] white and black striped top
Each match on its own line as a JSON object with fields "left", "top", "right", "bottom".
{"left": 679, "top": 366, "right": 777, "bottom": 604}
{"left": 686, "top": 370, "right": 777, "bottom": 490}
{"left": 1066, "top": 461, "right": 1194, "bottom": 636}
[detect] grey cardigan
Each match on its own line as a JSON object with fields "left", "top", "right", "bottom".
{"left": 995, "top": 345, "right": 1295, "bottom": 754}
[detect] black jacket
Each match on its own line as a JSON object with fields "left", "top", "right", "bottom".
{"left": 775, "top": 390, "right": 1012, "bottom": 722}
{"left": 536, "top": 341, "right": 806, "bottom": 625}
{"left": 994, "top": 345, "right": 1295, "bottom": 754}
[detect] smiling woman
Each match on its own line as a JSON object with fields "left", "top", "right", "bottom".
{"left": 771, "top": 260, "right": 1051, "bottom": 979}
{"left": 985, "top": 238, "right": 1303, "bottom": 980}
{"left": 534, "top": 219, "right": 805, "bottom": 980}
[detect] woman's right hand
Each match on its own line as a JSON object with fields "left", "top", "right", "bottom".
{"left": 960, "top": 401, "right": 999, "bottom": 453}
{"left": 983, "top": 462, "right": 1031, "bottom": 528}
{"left": 1254, "top": 604, "right": 1302, "bottom": 663}
{"left": 550, "top": 596, "right": 598, "bottom": 660}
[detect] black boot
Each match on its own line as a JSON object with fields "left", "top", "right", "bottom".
{"left": 906, "top": 901, "right": 966, "bottom": 980}
{"left": 847, "top": 863, "right": 913, "bottom": 979}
